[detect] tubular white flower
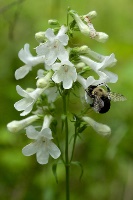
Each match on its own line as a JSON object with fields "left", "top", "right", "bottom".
{"left": 85, "top": 47, "right": 109, "bottom": 62}
{"left": 77, "top": 73, "right": 109, "bottom": 89}
{"left": 14, "top": 85, "right": 44, "bottom": 116}
{"left": 15, "top": 44, "right": 45, "bottom": 80}
{"left": 36, "top": 25, "right": 69, "bottom": 65}
{"left": 7, "top": 115, "right": 39, "bottom": 133}
{"left": 80, "top": 54, "right": 118, "bottom": 83}
{"left": 52, "top": 60, "right": 77, "bottom": 89}
{"left": 82, "top": 116, "right": 111, "bottom": 136}
{"left": 69, "top": 10, "right": 108, "bottom": 43}
{"left": 22, "top": 115, "right": 61, "bottom": 165}
{"left": 69, "top": 10, "right": 91, "bottom": 36}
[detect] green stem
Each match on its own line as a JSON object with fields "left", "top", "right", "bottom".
{"left": 62, "top": 91, "right": 70, "bottom": 200}
{"left": 70, "top": 125, "right": 77, "bottom": 162}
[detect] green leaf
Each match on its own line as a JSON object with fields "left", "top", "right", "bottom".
{"left": 52, "top": 163, "right": 58, "bottom": 184}
{"left": 78, "top": 124, "right": 87, "bottom": 133}
{"left": 71, "top": 161, "right": 84, "bottom": 180}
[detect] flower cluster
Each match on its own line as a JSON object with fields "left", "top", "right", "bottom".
{"left": 7, "top": 9, "right": 118, "bottom": 165}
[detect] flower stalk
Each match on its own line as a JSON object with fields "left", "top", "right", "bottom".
{"left": 62, "top": 91, "right": 70, "bottom": 200}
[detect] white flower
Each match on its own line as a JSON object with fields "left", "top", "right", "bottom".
{"left": 69, "top": 10, "right": 91, "bottom": 36}
{"left": 14, "top": 85, "right": 44, "bottom": 116}
{"left": 22, "top": 115, "right": 61, "bottom": 164}
{"left": 52, "top": 60, "right": 77, "bottom": 89}
{"left": 77, "top": 72, "right": 109, "bottom": 89}
{"left": 77, "top": 72, "right": 110, "bottom": 104}
{"left": 82, "top": 116, "right": 111, "bottom": 136}
{"left": 36, "top": 25, "right": 69, "bottom": 65}
{"left": 7, "top": 115, "right": 39, "bottom": 133}
{"left": 15, "top": 44, "right": 45, "bottom": 80}
{"left": 69, "top": 10, "right": 108, "bottom": 43}
{"left": 80, "top": 53, "right": 118, "bottom": 83}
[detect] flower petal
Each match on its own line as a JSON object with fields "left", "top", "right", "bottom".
{"left": 40, "top": 128, "right": 53, "bottom": 139}
{"left": 57, "top": 45, "right": 69, "bottom": 62}
{"left": 103, "top": 70, "right": 118, "bottom": 83}
{"left": 36, "top": 143, "right": 49, "bottom": 164}
{"left": 47, "top": 141, "right": 61, "bottom": 159}
{"left": 14, "top": 97, "right": 32, "bottom": 111}
{"left": 45, "top": 50, "right": 57, "bottom": 65}
{"left": 22, "top": 142, "right": 38, "bottom": 156}
{"left": 20, "top": 103, "right": 34, "bottom": 116}
{"left": 63, "top": 77, "right": 73, "bottom": 89}
{"left": 18, "top": 44, "right": 32, "bottom": 63}
{"left": 52, "top": 63, "right": 61, "bottom": 71}
{"left": 15, "top": 65, "right": 31, "bottom": 80}
{"left": 16, "top": 85, "right": 29, "bottom": 98}
{"left": 45, "top": 28, "right": 55, "bottom": 41}
{"left": 58, "top": 34, "right": 69, "bottom": 46}
{"left": 26, "top": 125, "right": 39, "bottom": 139}
{"left": 52, "top": 71, "right": 62, "bottom": 83}
{"left": 57, "top": 25, "right": 68, "bottom": 37}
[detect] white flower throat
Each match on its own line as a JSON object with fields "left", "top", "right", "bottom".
{"left": 63, "top": 65, "right": 69, "bottom": 72}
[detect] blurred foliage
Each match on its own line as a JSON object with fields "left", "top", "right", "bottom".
{"left": 0, "top": 0, "right": 133, "bottom": 199}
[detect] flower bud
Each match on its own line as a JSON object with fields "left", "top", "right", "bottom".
{"left": 95, "top": 32, "right": 109, "bottom": 43}
{"left": 71, "top": 45, "right": 88, "bottom": 54}
{"left": 69, "top": 10, "right": 91, "bottom": 36}
{"left": 36, "top": 70, "right": 53, "bottom": 88}
{"left": 7, "top": 115, "right": 39, "bottom": 133}
{"left": 76, "top": 62, "right": 86, "bottom": 68}
{"left": 48, "top": 19, "right": 59, "bottom": 25}
{"left": 83, "top": 11, "right": 97, "bottom": 20}
{"left": 82, "top": 116, "right": 111, "bottom": 136}
{"left": 78, "top": 45, "right": 88, "bottom": 52}
{"left": 35, "top": 32, "right": 46, "bottom": 43}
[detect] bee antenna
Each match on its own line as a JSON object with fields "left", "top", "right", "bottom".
{"left": 97, "top": 82, "right": 105, "bottom": 87}
{"left": 97, "top": 83, "right": 111, "bottom": 92}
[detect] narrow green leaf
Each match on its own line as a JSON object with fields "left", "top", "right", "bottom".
{"left": 71, "top": 161, "right": 84, "bottom": 180}
{"left": 52, "top": 163, "right": 58, "bottom": 184}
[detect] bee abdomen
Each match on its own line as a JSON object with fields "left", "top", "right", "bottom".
{"left": 99, "top": 96, "right": 111, "bottom": 113}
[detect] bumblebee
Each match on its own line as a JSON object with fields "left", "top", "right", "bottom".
{"left": 85, "top": 84, "right": 126, "bottom": 114}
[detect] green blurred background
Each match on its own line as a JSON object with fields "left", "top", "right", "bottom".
{"left": 0, "top": 0, "right": 133, "bottom": 199}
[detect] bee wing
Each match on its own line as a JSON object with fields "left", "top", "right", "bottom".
{"left": 108, "top": 92, "right": 127, "bottom": 102}
{"left": 93, "top": 96, "right": 104, "bottom": 112}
